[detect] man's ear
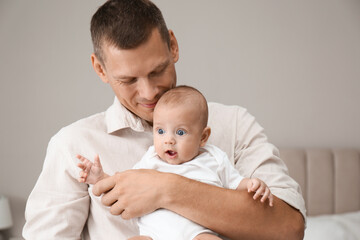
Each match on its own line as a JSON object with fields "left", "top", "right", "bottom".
{"left": 168, "top": 30, "right": 179, "bottom": 63}
{"left": 200, "top": 127, "right": 211, "bottom": 147}
{"left": 91, "top": 53, "right": 109, "bottom": 83}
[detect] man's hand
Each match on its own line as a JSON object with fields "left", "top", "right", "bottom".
{"left": 92, "top": 169, "right": 171, "bottom": 219}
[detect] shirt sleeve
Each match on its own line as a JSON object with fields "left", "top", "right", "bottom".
{"left": 233, "top": 106, "right": 307, "bottom": 220}
{"left": 23, "top": 129, "right": 90, "bottom": 239}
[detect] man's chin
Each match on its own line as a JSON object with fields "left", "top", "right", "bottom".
{"left": 140, "top": 113, "right": 154, "bottom": 124}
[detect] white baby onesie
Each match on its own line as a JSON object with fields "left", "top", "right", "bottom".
{"left": 133, "top": 144, "right": 244, "bottom": 240}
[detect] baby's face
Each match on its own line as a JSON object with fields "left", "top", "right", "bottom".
{"left": 153, "top": 103, "right": 205, "bottom": 165}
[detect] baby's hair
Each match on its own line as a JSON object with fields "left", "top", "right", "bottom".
{"left": 156, "top": 85, "right": 209, "bottom": 129}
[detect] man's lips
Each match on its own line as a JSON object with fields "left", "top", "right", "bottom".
{"left": 140, "top": 101, "right": 157, "bottom": 109}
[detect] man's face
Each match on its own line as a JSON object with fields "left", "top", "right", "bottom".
{"left": 153, "top": 103, "right": 206, "bottom": 165}
{"left": 93, "top": 29, "right": 179, "bottom": 123}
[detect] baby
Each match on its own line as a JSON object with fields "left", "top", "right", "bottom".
{"left": 77, "top": 85, "right": 273, "bottom": 240}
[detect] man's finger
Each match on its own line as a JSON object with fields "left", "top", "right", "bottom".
{"left": 92, "top": 175, "right": 117, "bottom": 196}
{"left": 110, "top": 201, "right": 124, "bottom": 216}
{"left": 101, "top": 190, "right": 119, "bottom": 206}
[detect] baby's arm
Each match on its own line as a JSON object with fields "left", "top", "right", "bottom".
{"left": 76, "top": 154, "right": 109, "bottom": 185}
{"left": 237, "top": 178, "right": 274, "bottom": 207}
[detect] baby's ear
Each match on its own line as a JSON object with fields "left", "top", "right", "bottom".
{"left": 200, "top": 127, "right": 211, "bottom": 147}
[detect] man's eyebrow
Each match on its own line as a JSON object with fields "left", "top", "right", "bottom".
{"left": 113, "top": 75, "right": 135, "bottom": 80}
{"left": 152, "top": 59, "right": 170, "bottom": 72}
{"left": 113, "top": 59, "right": 170, "bottom": 80}
{"left": 112, "top": 73, "right": 134, "bottom": 80}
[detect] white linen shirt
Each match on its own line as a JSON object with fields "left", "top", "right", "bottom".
{"left": 23, "top": 97, "right": 306, "bottom": 240}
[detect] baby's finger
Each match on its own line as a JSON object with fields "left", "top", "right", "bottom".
{"left": 79, "top": 171, "right": 88, "bottom": 178}
{"left": 269, "top": 193, "right": 274, "bottom": 207}
{"left": 247, "top": 179, "right": 253, "bottom": 192}
{"left": 77, "top": 154, "right": 91, "bottom": 164}
{"left": 250, "top": 179, "right": 261, "bottom": 192}
{"left": 94, "top": 154, "right": 100, "bottom": 164}
{"left": 78, "top": 163, "right": 89, "bottom": 172}
{"left": 253, "top": 185, "right": 265, "bottom": 200}
{"left": 76, "top": 155, "right": 85, "bottom": 162}
{"left": 261, "top": 188, "right": 270, "bottom": 203}
{"left": 77, "top": 162, "right": 87, "bottom": 170}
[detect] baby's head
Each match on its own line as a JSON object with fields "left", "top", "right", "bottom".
{"left": 153, "top": 85, "right": 211, "bottom": 165}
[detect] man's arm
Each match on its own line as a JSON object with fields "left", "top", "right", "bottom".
{"left": 93, "top": 170, "right": 304, "bottom": 240}
{"left": 23, "top": 133, "right": 90, "bottom": 239}
{"left": 163, "top": 174, "right": 304, "bottom": 240}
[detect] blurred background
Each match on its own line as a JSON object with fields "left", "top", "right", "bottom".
{"left": 0, "top": 0, "right": 359, "bottom": 238}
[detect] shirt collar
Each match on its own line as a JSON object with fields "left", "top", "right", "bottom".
{"left": 105, "top": 97, "right": 152, "bottom": 133}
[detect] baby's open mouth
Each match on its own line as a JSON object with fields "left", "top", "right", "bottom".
{"left": 166, "top": 150, "right": 177, "bottom": 157}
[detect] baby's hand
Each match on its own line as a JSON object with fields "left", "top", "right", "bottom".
{"left": 76, "top": 154, "right": 105, "bottom": 185}
{"left": 247, "top": 178, "right": 274, "bottom": 207}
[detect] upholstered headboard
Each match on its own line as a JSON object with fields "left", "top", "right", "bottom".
{"left": 279, "top": 149, "right": 360, "bottom": 216}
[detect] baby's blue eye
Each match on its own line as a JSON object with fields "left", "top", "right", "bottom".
{"left": 157, "top": 129, "right": 165, "bottom": 135}
{"left": 176, "top": 129, "right": 186, "bottom": 136}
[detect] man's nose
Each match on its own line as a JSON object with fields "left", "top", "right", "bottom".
{"left": 137, "top": 78, "right": 159, "bottom": 101}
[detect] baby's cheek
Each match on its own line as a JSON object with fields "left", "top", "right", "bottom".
{"left": 181, "top": 143, "right": 200, "bottom": 161}
{"left": 154, "top": 142, "right": 163, "bottom": 157}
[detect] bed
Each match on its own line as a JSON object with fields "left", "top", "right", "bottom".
{"left": 280, "top": 148, "right": 360, "bottom": 240}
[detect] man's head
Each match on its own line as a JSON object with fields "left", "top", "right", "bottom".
{"left": 153, "top": 86, "right": 211, "bottom": 165}
{"left": 90, "top": 0, "right": 179, "bottom": 123}
{"left": 91, "top": 0, "right": 170, "bottom": 65}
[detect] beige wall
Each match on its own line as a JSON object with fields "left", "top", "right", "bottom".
{"left": 0, "top": 0, "right": 359, "bottom": 238}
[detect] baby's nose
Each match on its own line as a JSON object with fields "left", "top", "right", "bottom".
{"left": 165, "top": 136, "right": 175, "bottom": 145}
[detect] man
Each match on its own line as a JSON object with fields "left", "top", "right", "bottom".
{"left": 23, "top": 0, "right": 305, "bottom": 239}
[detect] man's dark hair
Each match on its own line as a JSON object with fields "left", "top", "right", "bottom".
{"left": 91, "top": 0, "right": 170, "bottom": 65}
